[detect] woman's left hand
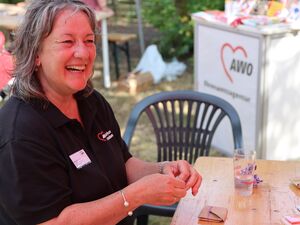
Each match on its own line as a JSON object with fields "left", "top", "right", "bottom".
{"left": 162, "top": 160, "right": 202, "bottom": 196}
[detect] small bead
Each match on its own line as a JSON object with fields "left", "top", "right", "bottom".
{"left": 124, "top": 201, "right": 129, "bottom": 207}
{"left": 128, "top": 211, "right": 133, "bottom": 216}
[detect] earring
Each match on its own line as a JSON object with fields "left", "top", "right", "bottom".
{"left": 35, "top": 63, "right": 40, "bottom": 71}
{"left": 35, "top": 57, "right": 41, "bottom": 71}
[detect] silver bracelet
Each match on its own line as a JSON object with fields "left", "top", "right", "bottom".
{"left": 119, "top": 190, "right": 133, "bottom": 216}
{"left": 158, "top": 161, "right": 169, "bottom": 174}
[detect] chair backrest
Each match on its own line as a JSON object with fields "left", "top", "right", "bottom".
{"left": 123, "top": 90, "right": 243, "bottom": 164}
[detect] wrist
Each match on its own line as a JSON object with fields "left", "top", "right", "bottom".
{"left": 124, "top": 181, "right": 148, "bottom": 206}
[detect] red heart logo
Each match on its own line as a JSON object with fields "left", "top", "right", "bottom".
{"left": 97, "top": 131, "right": 107, "bottom": 142}
{"left": 220, "top": 43, "right": 248, "bottom": 83}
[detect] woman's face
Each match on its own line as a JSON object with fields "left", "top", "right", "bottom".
{"left": 37, "top": 9, "right": 96, "bottom": 98}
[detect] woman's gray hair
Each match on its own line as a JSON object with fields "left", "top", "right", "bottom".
{"left": 11, "top": 0, "right": 96, "bottom": 101}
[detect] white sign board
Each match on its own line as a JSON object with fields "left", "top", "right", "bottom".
{"left": 195, "top": 24, "right": 260, "bottom": 155}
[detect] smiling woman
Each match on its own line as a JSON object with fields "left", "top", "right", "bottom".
{"left": 11, "top": 0, "right": 96, "bottom": 103}
{"left": 36, "top": 9, "right": 96, "bottom": 119}
{"left": 0, "top": 1, "right": 201, "bottom": 225}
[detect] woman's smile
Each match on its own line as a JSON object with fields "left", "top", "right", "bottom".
{"left": 65, "top": 65, "right": 87, "bottom": 72}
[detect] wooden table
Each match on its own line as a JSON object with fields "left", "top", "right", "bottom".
{"left": 0, "top": 3, "right": 113, "bottom": 88}
{"left": 0, "top": 3, "right": 25, "bottom": 30}
{"left": 171, "top": 157, "right": 300, "bottom": 225}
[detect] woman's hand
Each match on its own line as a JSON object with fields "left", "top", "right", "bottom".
{"left": 135, "top": 173, "right": 187, "bottom": 206}
{"left": 162, "top": 160, "right": 202, "bottom": 196}
{"left": 125, "top": 157, "right": 202, "bottom": 206}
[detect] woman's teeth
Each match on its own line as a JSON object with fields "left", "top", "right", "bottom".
{"left": 66, "top": 65, "right": 85, "bottom": 72}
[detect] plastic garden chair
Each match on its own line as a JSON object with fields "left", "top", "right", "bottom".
{"left": 123, "top": 90, "right": 243, "bottom": 225}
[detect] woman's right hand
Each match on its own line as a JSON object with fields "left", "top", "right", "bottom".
{"left": 134, "top": 173, "right": 187, "bottom": 206}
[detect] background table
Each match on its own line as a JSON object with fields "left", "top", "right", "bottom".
{"left": 0, "top": 3, "right": 25, "bottom": 30}
{"left": 171, "top": 157, "right": 300, "bottom": 225}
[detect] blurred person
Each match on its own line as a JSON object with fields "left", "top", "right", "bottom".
{"left": 0, "top": 0, "right": 201, "bottom": 225}
{"left": 82, "top": 0, "right": 114, "bottom": 17}
{"left": 0, "top": 31, "right": 13, "bottom": 101}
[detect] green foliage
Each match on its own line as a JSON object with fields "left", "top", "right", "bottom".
{"left": 142, "top": 0, "right": 224, "bottom": 59}
{"left": 0, "top": 0, "right": 23, "bottom": 3}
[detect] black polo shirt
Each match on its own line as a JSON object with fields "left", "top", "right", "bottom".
{"left": 0, "top": 90, "right": 132, "bottom": 225}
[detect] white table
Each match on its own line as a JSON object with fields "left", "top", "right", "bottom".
{"left": 0, "top": 3, "right": 113, "bottom": 88}
{"left": 192, "top": 14, "right": 300, "bottom": 160}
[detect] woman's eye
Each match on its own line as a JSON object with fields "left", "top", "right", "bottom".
{"left": 86, "top": 39, "right": 95, "bottom": 44}
{"left": 62, "top": 40, "right": 73, "bottom": 44}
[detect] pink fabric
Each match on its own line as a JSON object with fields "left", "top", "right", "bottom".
{"left": 0, "top": 32, "right": 13, "bottom": 90}
{"left": 82, "top": 0, "right": 107, "bottom": 11}
{"left": 82, "top": 0, "right": 99, "bottom": 10}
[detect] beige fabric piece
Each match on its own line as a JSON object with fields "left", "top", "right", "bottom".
{"left": 198, "top": 205, "right": 228, "bottom": 222}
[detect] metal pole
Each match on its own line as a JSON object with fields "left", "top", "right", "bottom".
{"left": 101, "top": 18, "right": 111, "bottom": 88}
{"left": 134, "top": 0, "right": 145, "bottom": 54}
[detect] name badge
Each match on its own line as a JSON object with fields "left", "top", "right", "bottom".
{"left": 69, "top": 149, "right": 91, "bottom": 169}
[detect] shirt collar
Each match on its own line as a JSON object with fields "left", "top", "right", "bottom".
{"left": 29, "top": 92, "right": 97, "bottom": 129}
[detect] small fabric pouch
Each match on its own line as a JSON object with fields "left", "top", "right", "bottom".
{"left": 198, "top": 205, "right": 228, "bottom": 222}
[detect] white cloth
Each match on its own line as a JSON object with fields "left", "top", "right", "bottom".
{"left": 135, "top": 44, "right": 186, "bottom": 83}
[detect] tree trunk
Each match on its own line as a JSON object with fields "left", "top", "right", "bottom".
{"left": 174, "top": 0, "right": 188, "bottom": 17}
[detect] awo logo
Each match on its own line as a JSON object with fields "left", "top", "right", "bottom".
{"left": 221, "top": 43, "right": 254, "bottom": 83}
{"left": 97, "top": 130, "right": 114, "bottom": 142}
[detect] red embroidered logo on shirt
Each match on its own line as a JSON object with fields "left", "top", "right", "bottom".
{"left": 97, "top": 130, "right": 114, "bottom": 142}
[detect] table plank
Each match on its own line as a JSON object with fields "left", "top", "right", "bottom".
{"left": 0, "top": 3, "right": 25, "bottom": 30}
{"left": 171, "top": 157, "right": 300, "bottom": 225}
